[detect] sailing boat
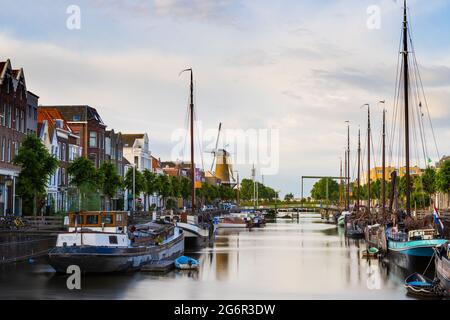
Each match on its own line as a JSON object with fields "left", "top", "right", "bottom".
{"left": 337, "top": 123, "right": 351, "bottom": 226}
{"left": 176, "top": 69, "right": 217, "bottom": 248}
{"left": 383, "top": 1, "right": 447, "bottom": 271}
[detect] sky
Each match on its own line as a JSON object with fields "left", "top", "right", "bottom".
{"left": 1, "top": 0, "right": 450, "bottom": 197}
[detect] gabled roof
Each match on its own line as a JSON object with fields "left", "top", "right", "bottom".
{"left": 38, "top": 108, "right": 75, "bottom": 138}
{"left": 40, "top": 105, "right": 105, "bottom": 126}
{"left": 0, "top": 59, "right": 27, "bottom": 91}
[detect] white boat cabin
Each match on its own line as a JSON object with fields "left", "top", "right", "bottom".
{"left": 57, "top": 211, "right": 130, "bottom": 248}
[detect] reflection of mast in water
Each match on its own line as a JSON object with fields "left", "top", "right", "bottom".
{"left": 215, "top": 233, "right": 230, "bottom": 281}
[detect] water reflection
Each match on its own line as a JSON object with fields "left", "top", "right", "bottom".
{"left": 0, "top": 214, "right": 414, "bottom": 300}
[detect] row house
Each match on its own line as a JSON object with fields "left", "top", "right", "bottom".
{"left": 122, "top": 133, "right": 154, "bottom": 211}
{"left": 0, "top": 59, "right": 30, "bottom": 215}
{"left": 105, "top": 129, "right": 125, "bottom": 210}
{"left": 41, "top": 105, "right": 106, "bottom": 169}
{"left": 105, "top": 129, "right": 125, "bottom": 178}
{"left": 38, "top": 108, "right": 82, "bottom": 213}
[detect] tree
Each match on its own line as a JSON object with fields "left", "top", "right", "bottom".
{"left": 67, "top": 156, "right": 100, "bottom": 211}
{"left": 143, "top": 169, "right": 157, "bottom": 210}
{"left": 284, "top": 193, "right": 294, "bottom": 202}
{"left": 311, "top": 178, "right": 339, "bottom": 202}
{"left": 155, "top": 174, "right": 171, "bottom": 208}
{"left": 437, "top": 160, "right": 450, "bottom": 207}
{"left": 240, "top": 179, "right": 254, "bottom": 201}
{"left": 98, "top": 162, "right": 122, "bottom": 210}
{"left": 13, "top": 135, "right": 59, "bottom": 215}
{"left": 180, "top": 177, "right": 192, "bottom": 206}
{"left": 124, "top": 167, "right": 145, "bottom": 210}
{"left": 421, "top": 167, "right": 437, "bottom": 202}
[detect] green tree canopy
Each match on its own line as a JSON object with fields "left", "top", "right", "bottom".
{"left": 68, "top": 156, "right": 98, "bottom": 189}
{"left": 124, "top": 167, "right": 145, "bottom": 197}
{"left": 98, "top": 162, "right": 122, "bottom": 199}
{"left": 284, "top": 193, "right": 294, "bottom": 201}
{"left": 13, "top": 135, "right": 59, "bottom": 215}
{"left": 311, "top": 178, "right": 339, "bottom": 201}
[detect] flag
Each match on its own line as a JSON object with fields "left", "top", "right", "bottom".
{"left": 433, "top": 206, "right": 445, "bottom": 235}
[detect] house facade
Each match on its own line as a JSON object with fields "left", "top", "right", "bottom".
{"left": 26, "top": 91, "right": 38, "bottom": 136}
{"left": 105, "top": 129, "right": 125, "bottom": 210}
{"left": 0, "top": 59, "right": 29, "bottom": 215}
{"left": 41, "top": 105, "right": 106, "bottom": 169}
{"left": 38, "top": 108, "right": 82, "bottom": 213}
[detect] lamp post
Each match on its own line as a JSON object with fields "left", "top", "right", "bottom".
{"left": 132, "top": 163, "right": 136, "bottom": 212}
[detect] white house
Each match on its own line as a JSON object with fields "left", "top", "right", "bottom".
{"left": 38, "top": 119, "right": 59, "bottom": 212}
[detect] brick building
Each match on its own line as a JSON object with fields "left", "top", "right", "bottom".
{"left": 0, "top": 59, "right": 29, "bottom": 215}
{"left": 41, "top": 105, "right": 106, "bottom": 169}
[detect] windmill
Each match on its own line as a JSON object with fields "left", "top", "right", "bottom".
{"left": 205, "top": 123, "right": 236, "bottom": 186}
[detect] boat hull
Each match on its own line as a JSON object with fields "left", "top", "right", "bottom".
{"left": 387, "top": 239, "right": 448, "bottom": 271}
{"left": 48, "top": 234, "right": 184, "bottom": 273}
{"left": 435, "top": 255, "right": 450, "bottom": 291}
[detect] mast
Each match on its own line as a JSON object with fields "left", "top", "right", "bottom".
{"left": 364, "top": 104, "right": 371, "bottom": 220}
{"left": 181, "top": 69, "right": 196, "bottom": 213}
{"left": 403, "top": 0, "right": 411, "bottom": 215}
{"left": 357, "top": 129, "right": 361, "bottom": 211}
{"left": 382, "top": 106, "right": 386, "bottom": 217}
{"left": 347, "top": 122, "right": 350, "bottom": 211}
{"left": 344, "top": 150, "right": 348, "bottom": 210}
{"left": 339, "top": 158, "right": 343, "bottom": 209}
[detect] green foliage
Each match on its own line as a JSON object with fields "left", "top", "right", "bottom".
{"left": 180, "top": 177, "right": 192, "bottom": 201}
{"left": 142, "top": 169, "right": 157, "bottom": 197}
{"left": 239, "top": 178, "right": 277, "bottom": 201}
{"left": 68, "top": 156, "right": 98, "bottom": 189}
{"left": 311, "top": 178, "right": 339, "bottom": 201}
{"left": 170, "top": 176, "right": 181, "bottom": 198}
{"left": 13, "top": 135, "right": 59, "bottom": 215}
{"left": 437, "top": 160, "right": 450, "bottom": 194}
{"left": 284, "top": 193, "right": 294, "bottom": 202}
{"left": 98, "top": 162, "right": 122, "bottom": 199}
{"left": 421, "top": 167, "right": 437, "bottom": 196}
{"left": 124, "top": 167, "right": 145, "bottom": 196}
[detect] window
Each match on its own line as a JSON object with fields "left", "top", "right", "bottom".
{"left": 6, "top": 105, "right": 11, "bottom": 128}
{"left": 58, "top": 142, "right": 62, "bottom": 160}
{"left": 7, "top": 140, "right": 11, "bottom": 163}
{"left": 109, "top": 236, "right": 118, "bottom": 244}
{"left": 0, "top": 104, "right": 4, "bottom": 126}
{"left": 1, "top": 137, "right": 4, "bottom": 162}
{"left": 15, "top": 108, "right": 19, "bottom": 131}
{"left": 89, "top": 131, "right": 97, "bottom": 148}
{"left": 73, "top": 115, "right": 81, "bottom": 121}
{"left": 62, "top": 143, "right": 66, "bottom": 161}
{"left": 88, "top": 153, "right": 97, "bottom": 167}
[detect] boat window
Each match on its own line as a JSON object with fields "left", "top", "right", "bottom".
{"left": 86, "top": 215, "right": 99, "bottom": 225}
{"left": 102, "top": 215, "right": 113, "bottom": 225}
{"left": 116, "top": 213, "right": 123, "bottom": 223}
{"left": 109, "top": 236, "right": 118, "bottom": 244}
{"left": 70, "top": 215, "right": 84, "bottom": 226}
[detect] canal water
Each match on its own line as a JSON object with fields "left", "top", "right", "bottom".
{"left": 0, "top": 213, "right": 414, "bottom": 300}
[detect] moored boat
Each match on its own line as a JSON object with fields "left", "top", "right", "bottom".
{"left": 434, "top": 241, "right": 450, "bottom": 292}
{"left": 175, "top": 256, "right": 199, "bottom": 270}
{"left": 385, "top": 227, "right": 447, "bottom": 271}
{"left": 218, "top": 216, "right": 251, "bottom": 229}
{"left": 404, "top": 273, "right": 435, "bottom": 297}
{"left": 48, "top": 211, "right": 184, "bottom": 273}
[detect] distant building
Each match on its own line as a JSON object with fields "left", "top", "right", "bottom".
{"left": 363, "top": 165, "right": 422, "bottom": 184}
{"left": 105, "top": 129, "right": 125, "bottom": 210}
{"left": 26, "top": 91, "right": 38, "bottom": 136}
{"left": 40, "top": 105, "right": 106, "bottom": 169}
{"left": 105, "top": 129, "right": 125, "bottom": 178}
{"left": 0, "top": 59, "right": 29, "bottom": 215}
{"left": 122, "top": 133, "right": 152, "bottom": 172}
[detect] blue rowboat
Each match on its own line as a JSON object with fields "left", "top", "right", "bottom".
{"left": 404, "top": 273, "right": 435, "bottom": 297}
{"left": 175, "top": 256, "right": 199, "bottom": 270}
{"left": 386, "top": 227, "right": 447, "bottom": 271}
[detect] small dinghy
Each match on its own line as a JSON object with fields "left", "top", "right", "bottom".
{"left": 361, "top": 247, "right": 379, "bottom": 259}
{"left": 404, "top": 273, "right": 436, "bottom": 297}
{"left": 175, "top": 256, "right": 199, "bottom": 270}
